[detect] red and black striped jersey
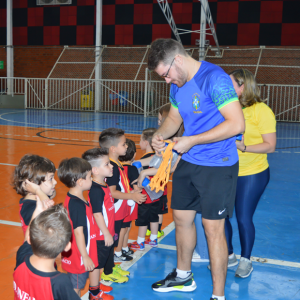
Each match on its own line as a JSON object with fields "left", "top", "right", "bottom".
{"left": 19, "top": 198, "right": 36, "bottom": 236}
{"left": 89, "top": 181, "right": 115, "bottom": 241}
{"left": 106, "top": 160, "right": 131, "bottom": 221}
{"left": 14, "top": 242, "right": 80, "bottom": 300}
{"left": 61, "top": 193, "right": 98, "bottom": 274}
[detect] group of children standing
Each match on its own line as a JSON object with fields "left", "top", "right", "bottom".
{"left": 12, "top": 112, "right": 170, "bottom": 300}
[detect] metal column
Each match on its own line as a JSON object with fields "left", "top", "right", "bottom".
{"left": 95, "top": 0, "right": 102, "bottom": 112}
{"left": 7, "top": 0, "right": 13, "bottom": 95}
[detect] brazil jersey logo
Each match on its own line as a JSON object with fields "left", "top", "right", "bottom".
{"left": 192, "top": 93, "right": 200, "bottom": 111}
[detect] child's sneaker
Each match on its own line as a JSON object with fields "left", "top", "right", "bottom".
{"left": 157, "top": 230, "right": 164, "bottom": 238}
{"left": 101, "top": 270, "right": 129, "bottom": 283}
{"left": 113, "top": 265, "right": 130, "bottom": 276}
{"left": 130, "top": 241, "right": 145, "bottom": 251}
{"left": 122, "top": 248, "right": 134, "bottom": 256}
{"left": 100, "top": 283, "right": 113, "bottom": 293}
{"left": 114, "top": 253, "right": 133, "bottom": 262}
{"left": 89, "top": 291, "right": 114, "bottom": 300}
{"left": 146, "top": 229, "right": 151, "bottom": 236}
{"left": 145, "top": 238, "right": 158, "bottom": 247}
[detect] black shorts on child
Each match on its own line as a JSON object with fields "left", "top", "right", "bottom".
{"left": 158, "top": 195, "right": 168, "bottom": 215}
{"left": 95, "top": 241, "right": 114, "bottom": 270}
{"left": 135, "top": 201, "right": 160, "bottom": 226}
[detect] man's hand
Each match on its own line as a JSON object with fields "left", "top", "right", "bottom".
{"left": 173, "top": 136, "right": 194, "bottom": 154}
{"left": 82, "top": 255, "right": 95, "bottom": 271}
{"left": 152, "top": 134, "right": 166, "bottom": 153}
{"left": 104, "top": 232, "right": 114, "bottom": 247}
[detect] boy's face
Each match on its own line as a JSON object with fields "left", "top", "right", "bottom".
{"left": 158, "top": 113, "right": 163, "bottom": 127}
{"left": 115, "top": 135, "right": 128, "bottom": 156}
{"left": 40, "top": 172, "right": 57, "bottom": 197}
{"left": 139, "top": 134, "right": 147, "bottom": 151}
{"left": 81, "top": 170, "right": 93, "bottom": 191}
{"left": 95, "top": 155, "right": 113, "bottom": 178}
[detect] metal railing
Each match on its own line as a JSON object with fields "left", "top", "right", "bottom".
{"left": 1, "top": 77, "right": 300, "bottom": 122}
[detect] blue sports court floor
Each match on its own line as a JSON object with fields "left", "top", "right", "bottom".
{"left": 0, "top": 109, "right": 299, "bottom": 300}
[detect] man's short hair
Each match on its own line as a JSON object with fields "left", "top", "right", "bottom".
{"left": 30, "top": 204, "right": 72, "bottom": 259}
{"left": 82, "top": 147, "right": 109, "bottom": 168}
{"left": 119, "top": 139, "right": 136, "bottom": 162}
{"left": 148, "top": 38, "right": 188, "bottom": 71}
{"left": 99, "top": 128, "right": 125, "bottom": 150}
{"left": 58, "top": 157, "right": 91, "bottom": 188}
{"left": 12, "top": 154, "right": 56, "bottom": 196}
{"left": 142, "top": 128, "right": 156, "bottom": 146}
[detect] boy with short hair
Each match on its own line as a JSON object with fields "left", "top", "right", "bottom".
{"left": 12, "top": 154, "right": 57, "bottom": 236}
{"left": 130, "top": 128, "right": 160, "bottom": 250}
{"left": 13, "top": 191, "right": 80, "bottom": 300}
{"left": 58, "top": 157, "right": 98, "bottom": 297}
{"left": 82, "top": 148, "right": 127, "bottom": 296}
{"left": 99, "top": 128, "right": 147, "bottom": 268}
{"left": 119, "top": 139, "right": 140, "bottom": 256}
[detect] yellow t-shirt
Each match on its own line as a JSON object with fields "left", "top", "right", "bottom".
{"left": 238, "top": 102, "right": 276, "bottom": 176}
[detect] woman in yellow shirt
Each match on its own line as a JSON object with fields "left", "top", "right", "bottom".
{"left": 226, "top": 69, "right": 277, "bottom": 278}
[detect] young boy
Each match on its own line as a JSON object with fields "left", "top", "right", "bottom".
{"left": 82, "top": 148, "right": 127, "bottom": 296}
{"left": 130, "top": 128, "right": 160, "bottom": 250}
{"left": 58, "top": 158, "right": 98, "bottom": 297}
{"left": 99, "top": 128, "right": 147, "bottom": 268}
{"left": 119, "top": 139, "right": 140, "bottom": 256}
{"left": 13, "top": 154, "right": 57, "bottom": 235}
{"left": 13, "top": 190, "right": 80, "bottom": 300}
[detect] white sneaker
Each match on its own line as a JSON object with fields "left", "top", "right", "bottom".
{"left": 192, "top": 250, "right": 209, "bottom": 262}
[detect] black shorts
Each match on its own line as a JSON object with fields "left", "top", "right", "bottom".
{"left": 171, "top": 160, "right": 238, "bottom": 220}
{"left": 135, "top": 201, "right": 160, "bottom": 226}
{"left": 122, "top": 221, "right": 131, "bottom": 229}
{"left": 158, "top": 195, "right": 168, "bottom": 215}
{"left": 95, "top": 241, "right": 114, "bottom": 270}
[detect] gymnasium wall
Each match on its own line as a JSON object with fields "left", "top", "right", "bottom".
{"left": 0, "top": 0, "right": 299, "bottom": 47}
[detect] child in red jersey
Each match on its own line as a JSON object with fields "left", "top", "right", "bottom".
{"left": 82, "top": 148, "right": 124, "bottom": 300}
{"left": 130, "top": 128, "right": 161, "bottom": 250}
{"left": 58, "top": 158, "right": 98, "bottom": 297}
{"left": 12, "top": 154, "right": 57, "bottom": 236}
{"left": 99, "top": 128, "right": 146, "bottom": 276}
{"left": 13, "top": 186, "right": 80, "bottom": 300}
{"left": 119, "top": 139, "right": 140, "bottom": 256}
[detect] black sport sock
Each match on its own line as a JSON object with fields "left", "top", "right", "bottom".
{"left": 147, "top": 223, "right": 151, "bottom": 231}
{"left": 158, "top": 223, "right": 162, "bottom": 232}
{"left": 89, "top": 285, "right": 99, "bottom": 296}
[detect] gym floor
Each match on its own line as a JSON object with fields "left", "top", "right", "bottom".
{"left": 0, "top": 109, "right": 299, "bottom": 300}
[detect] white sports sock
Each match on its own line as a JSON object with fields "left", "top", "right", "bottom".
{"left": 212, "top": 294, "right": 225, "bottom": 300}
{"left": 176, "top": 269, "right": 191, "bottom": 279}
{"left": 137, "top": 236, "right": 145, "bottom": 244}
{"left": 115, "top": 251, "right": 122, "bottom": 257}
{"left": 228, "top": 253, "right": 235, "bottom": 259}
{"left": 122, "top": 246, "right": 129, "bottom": 252}
{"left": 150, "top": 234, "right": 157, "bottom": 241}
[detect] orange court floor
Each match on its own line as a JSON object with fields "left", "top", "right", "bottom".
{"left": 0, "top": 124, "right": 174, "bottom": 299}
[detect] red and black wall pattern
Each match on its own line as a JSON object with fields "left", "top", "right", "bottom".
{"left": 0, "top": 0, "right": 299, "bottom": 46}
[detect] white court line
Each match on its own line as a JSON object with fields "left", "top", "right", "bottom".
{"left": 0, "top": 162, "right": 17, "bottom": 166}
{"left": 0, "top": 220, "right": 21, "bottom": 227}
{"left": 81, "top": 222, "right": 175, "bottom": 300}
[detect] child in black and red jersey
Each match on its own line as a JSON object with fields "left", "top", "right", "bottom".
{"left": 119, "top": 139, "right": 141, "bottom": 256}
{"left": 13, "top": 186, "right": 80, "bottom": 300}
{"left": 58, "top": 158, "right": 98, "bottom": 297}
{"left": 130, "top": 128, "right": 161, "bottom": 250}
{"left": 12, "top": 154, "right": 57, "bottom": 236}
{"left": 82, "top": 148, "right": 126, "bottom": 299}
{"left": 99, "top": 128, "right": 146, "bottom": 270}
